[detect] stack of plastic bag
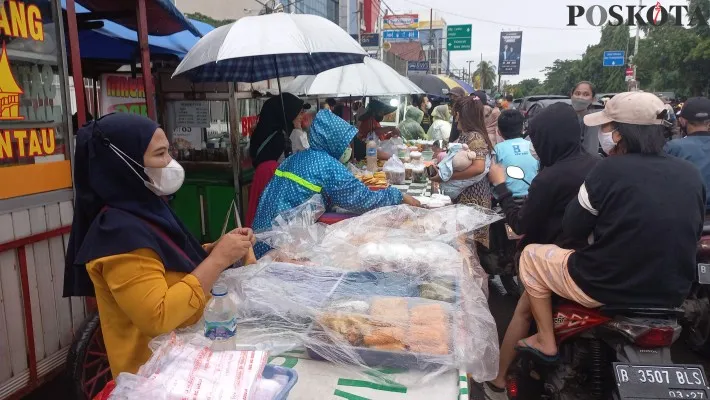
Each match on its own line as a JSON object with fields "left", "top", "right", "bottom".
{"left": 108, "top": 333, "right": 268, "bottom": 399}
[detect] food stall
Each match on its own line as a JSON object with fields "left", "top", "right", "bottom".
{"left": 103, "top": 200, "right": 502, "bottom": 399}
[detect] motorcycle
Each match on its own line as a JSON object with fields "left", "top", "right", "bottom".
{"left": 507, "top": 300, "right": 700, "bottom": 400}
{"left": 684, "top": 222, "right": 710, "bottom": 356}
{"left": 500, "top": 167, "right": 710, "bottom": 399}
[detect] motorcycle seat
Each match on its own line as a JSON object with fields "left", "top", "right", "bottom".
{"left": 598, "top": 305, "right": 683, "bottom": 319}
{"left": 703, "top": 222, "right": 710, "bottom": 235}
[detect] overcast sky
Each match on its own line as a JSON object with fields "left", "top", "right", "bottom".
{"left": 383, "top": 0, "right": 641, "bottom": 84}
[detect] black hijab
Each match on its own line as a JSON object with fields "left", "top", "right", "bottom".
{"left": 63, "top": 113, "right": 207, "bottom": 297}
{"left": 249, "top": 93, "right": 304, "bottom": 168}
{"left": 528, "top": 102, "right": 583, "bottom": 168}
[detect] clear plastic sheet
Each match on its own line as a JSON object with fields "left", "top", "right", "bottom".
{"left": 145, "top": 199, "right": 502, "bottom": 388}
{"left": 243, "top": 199, "right": 501, "bottom": 383}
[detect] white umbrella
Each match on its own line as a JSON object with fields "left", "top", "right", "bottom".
{"left": 172, "top": 13, "right": 367, "bottom": 83}
{"left": 282, "top": 57, "right": 424, "bottom": 97}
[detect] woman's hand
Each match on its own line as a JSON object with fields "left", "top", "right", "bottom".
{"left": 402, "top": 194, "right": 422, "bottom": 207}
{"left": 488, "top": 162, "right": 507, "bottom": 185}
{"left": 208, "top": 228, "right": 255, "bottom": 269}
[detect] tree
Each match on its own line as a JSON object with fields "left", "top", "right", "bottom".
{"left": 474, "top": 61, "right": 497, "bottom": 91}
{"left": 507, "top": 78, "right": 543, "bottom": 97}
{"left": 185, "top": 12, "right": 235, "bottom": 27}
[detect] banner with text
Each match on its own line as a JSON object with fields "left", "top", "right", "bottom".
{"left": 100, "top": 73, "right": 148, "bottom": 116}
{"left": 498, "top": 31, "right": 523, "bottom": 75}
{"left": 383, "top": 14, "right": 419, "bottom": 30}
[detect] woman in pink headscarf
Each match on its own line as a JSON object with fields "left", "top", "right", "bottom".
{"left": 472, "top": 90, "right": 503, "bottom": 145}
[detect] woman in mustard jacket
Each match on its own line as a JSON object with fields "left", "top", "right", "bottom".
{"left": 63, "top": 113, "right": 254, "bottom": 377}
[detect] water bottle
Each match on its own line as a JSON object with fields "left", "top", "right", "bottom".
{"left": 204, "top": 284, "right": 238, "bottom": 348}
{"left": 366, "top": 133, "right": 378, "bottom": 172}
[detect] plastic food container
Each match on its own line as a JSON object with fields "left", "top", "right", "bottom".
{"left": 306, "top": 295, "right": 455, "bottom": 371}
{"left": 411, "top": 166, "right": 426, "bottom": 184}
{"left": 260, "top": 364, "right": 299, "bottom": 400}
{"left": 409, "top": 151, "right": 422, "bottom": 163}
{"left": 385, "top": 170, "right": 405, "bottom": 185}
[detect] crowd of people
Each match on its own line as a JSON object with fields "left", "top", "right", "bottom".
{"left": 61, "top": 76, "right": 710, "bottom": 398}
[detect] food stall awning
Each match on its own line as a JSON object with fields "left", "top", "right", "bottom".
{"left": 67, "top": 0, "right": 214, "bottom": 62}
{"left": 70, "top": 0, "right": 202, "bottom": 36}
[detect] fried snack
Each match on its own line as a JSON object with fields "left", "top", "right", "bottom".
{"left": 407, "top": 324, "right": 448, "bottom": 345}
{"left": 410, "top": 304, "right": 448, "bottom": 326}
{"left": 369, "top": 297, "right": 408, "bottom": 323}
{"left": 363, "top": 327, "right": 405, "bottom": 346}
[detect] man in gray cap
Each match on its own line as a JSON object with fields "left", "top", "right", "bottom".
{"left": 665, "top": 96, "right": 710, "bottom": 210}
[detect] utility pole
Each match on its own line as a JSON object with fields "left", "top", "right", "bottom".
{"left": 631, "top": 0, "right": 642, "bottom": 87}
{"left": 356, "top": 3, "right": 362, "bottom": 45}
{"left": 466, "top": 60, "right": 475, "bottom": 86}
{"left": 378, "top": 10, "right": 384, "bottom": 61}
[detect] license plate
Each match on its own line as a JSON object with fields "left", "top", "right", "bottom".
{"left": 505, "top": 224, "right": 522, "bottom": 240}
{"left": 698, "top": 263, "right": 710, "bottom": 285}
{"left": 614, "top": 363, "right": 709, "bottom": 399}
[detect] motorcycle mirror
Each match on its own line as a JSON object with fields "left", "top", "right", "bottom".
{"left": 506, "top": 166, "right": 525, "bottom": 180}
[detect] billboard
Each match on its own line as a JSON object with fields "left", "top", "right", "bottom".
{"left": 498, "top": 31, "right": 523, "bottom": 75}
{"left": 383, "top": 14, "right": 418, "bottom": 30}
{"left": 350, "top": 33, "right": 380, "bottom": 48}
{"left": 407, "top": 61, "right": 430, "bottom": 76}
{"left": 383, "top": 30, "right": 419, "bottom": 42}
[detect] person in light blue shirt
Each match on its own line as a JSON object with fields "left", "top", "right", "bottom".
{"left": 494, "top": 109, "right": 539, "bottom": 197}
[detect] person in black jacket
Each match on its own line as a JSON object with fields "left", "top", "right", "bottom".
{"left": 518, "top": 92, "right": 705, "bottom": 363}
{"left": 483, "top": 102, "right": 600, "bottom": 399}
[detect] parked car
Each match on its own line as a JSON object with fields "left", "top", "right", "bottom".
{"left": 518, "top": 95, "right": 568, "bottom": 116}
{"left": 510, "top": 98, "right": 522, "bottom": 109}
{"left": 522, "top": 97, "right": 604, "bottom": 135}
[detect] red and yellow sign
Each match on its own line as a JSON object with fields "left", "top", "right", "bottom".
{"left": 0, "top": 1, "right": 72, "bottom": 199}
{"left": 101, "top": 73, "right": 148, "bottom": 116}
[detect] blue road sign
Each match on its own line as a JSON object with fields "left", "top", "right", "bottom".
{"left": 603, "top": 51, "right": 625, "bottom": 67}
{"left": 383, "top": 30, "right": 419, "bottom": 42}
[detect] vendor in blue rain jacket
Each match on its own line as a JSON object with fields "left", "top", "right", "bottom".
{"left": 252, "top": 110, "right": 421, "bottom": 258}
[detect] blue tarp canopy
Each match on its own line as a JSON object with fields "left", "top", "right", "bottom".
{"left": 73, "top": 0, "right": 201, "bottom": 36}
{"left": 62, "top": 0, "right": 214, "bottom": 61}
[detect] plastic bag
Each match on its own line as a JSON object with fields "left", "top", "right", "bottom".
{"left": 109, "top": 333, "right": 268, "bottom": 399}
{"left": 379, "top": 136, "right": 403, "bottom": 156}
{"left": 382, "top": 156, "right": 405, "bottom": 184}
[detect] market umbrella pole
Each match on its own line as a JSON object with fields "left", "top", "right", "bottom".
{"left": 273, "top": 56, "right": 291, "bottom": 156}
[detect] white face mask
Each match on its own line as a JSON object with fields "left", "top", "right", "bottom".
{"left": 426, "top": 102, "right": 432, "bottom": 110}
{"left": 598, "top": 128, "right": 618, "bottom": 154}
{"left": 110, "top": 145, "right": 185, "bottom": 196}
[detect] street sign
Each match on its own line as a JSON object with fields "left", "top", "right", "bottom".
{"left": 351, "top": 33, "right": 379, "bottom": 48}
{"left": 447, "top": 38, "right": 471, "bottom": 51}
{"left": 382, "top": 30, "right": 419, "bottom": 42}
{"left": 407, "top": 61, "right": 430, "bottom": 76}
{"left": 447, "top": 24, "right": 472, "bottom": 38}
{"left": 625, "top": 67, "right": 634, "bottom": 81}
{"left": 447, "top": 24, "right": 472, "bottom": 51}
{"left": 603, "top": 51, "right": 625, "bottom": 67}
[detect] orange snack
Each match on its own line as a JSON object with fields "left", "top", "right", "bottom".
{"left": 370, "top": 297, "right": 408, "bottom": 322}
{"left": 407, "top": 324, "right": 448, "bottom": 346}
{"left": 363, "top": 327, "right": 405, "bottom": 346}
{"left": 410, "top": 304, "right": 447, "bottom": 326}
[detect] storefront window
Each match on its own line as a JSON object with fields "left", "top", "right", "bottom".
{"left": 0, "top": 0, "right": 72, "bottom": 199}
{"left": 0, "top": 0, "right": 68, "bottom": 166}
